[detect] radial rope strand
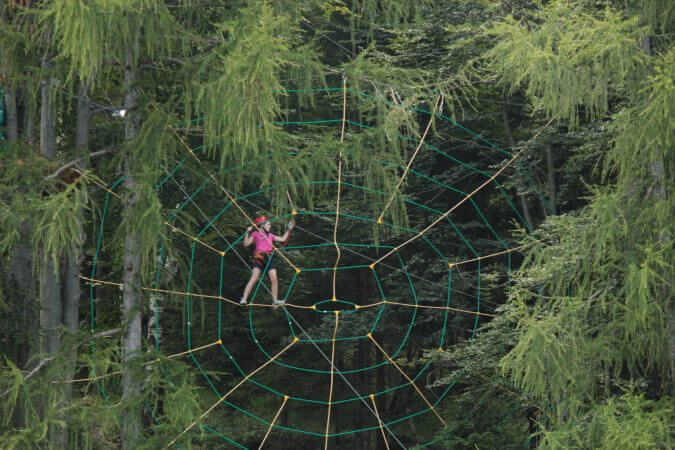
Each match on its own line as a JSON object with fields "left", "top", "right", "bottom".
{"left": 332, "top": 78, "right": 347, "bottom": 300}
{"left": 370, "top": 394, "right": 390, "bottom": 450}
{"left": 60, "top": 340, "right": 221, "bottom": 383}
{"left": 164, "top": 338, "right": 298, "bottom": 449}
{"left": 325, "top": 311, "right": 340, "bottom": 449}
{"left": 368, "top": 333, "right": 446, "bottom": 426}
{"left": 377, "top": 95, "right": 442, "bottom": 224}
{"left": 258, "top": 396, "right": 289, "bottom": 449}
{"left": 372, "top": 150, "right": 524, "bottom": 267}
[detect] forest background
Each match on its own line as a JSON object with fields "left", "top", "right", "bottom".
{"left": 0, "top": 0, "right": 672, "bottom": 449}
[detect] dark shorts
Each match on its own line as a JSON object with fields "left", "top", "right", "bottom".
{"left": 252, "top": 252, "right": 275, "bottom": 271}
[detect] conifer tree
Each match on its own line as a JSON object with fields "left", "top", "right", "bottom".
{"left": 477, "top": 2, "right": 673, "bottom": 446}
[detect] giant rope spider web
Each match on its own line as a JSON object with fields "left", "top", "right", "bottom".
{"left": 85, "top": 85, "right": 528, "bottom": 448}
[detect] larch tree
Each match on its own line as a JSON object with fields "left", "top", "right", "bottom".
{"left": 478, "top": 1, "right": 673, "bottom": 447}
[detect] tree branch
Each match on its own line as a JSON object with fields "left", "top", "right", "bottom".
{"left": 44, "top": 147, "right": 116, "bottom": 181}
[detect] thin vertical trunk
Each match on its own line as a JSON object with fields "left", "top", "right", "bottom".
{"left": 23, "top": 82, "right": 36, "bottom": 144}
{"left": 40, "top": 255, "right": 62, "bottom": 355}
{"left": 38, "top": 45, "right": 60, "bottom": 351}
{"left": 39, "top": 40, "right": 66, "bottom": 449}
{"left": 61, "top": 80, "right": 89, "bottom": 448}
{"left": 545, "top": 144, "right": 556, "bottom": 215}
{"left": 6, "top": 221, "right": 37, "bottom": 430}
{"left": 40, "top": 50, "right": 55, "bottom": 159}
{"left": 3, "top": 74, "right": 36, "bottom": 430}
{"left": 121, "top": 39, "right": 144, "bottom": 450}
{"left": 502, "top": 104, "right": 534, "bottom": 232}
{"left": 4, "top": 87, "right": 19, "bottom": 140}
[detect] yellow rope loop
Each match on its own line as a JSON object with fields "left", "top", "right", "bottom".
{"left": 367, "top": 333, "right": 446, "bottom": 426}
{"left": 164, "top": 338, "right": 298, "bottom": 449}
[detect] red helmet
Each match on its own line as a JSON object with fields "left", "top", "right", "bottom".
{"left": 254, "top": 216, "right": 269, "bottom": 225}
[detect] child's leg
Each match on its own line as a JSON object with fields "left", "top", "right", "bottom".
{"left": 268, "top": 269, "right": 280, "bottom": 302}
{"left": 240, "top": 267, "right": 262, "bottom": 304}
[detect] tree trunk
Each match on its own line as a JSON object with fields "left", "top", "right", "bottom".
{"left": 40, "top": 51, "right": 56, "bottom": 159}
{"left": 61, "top": 80, "right": 90, "bottom": 448}
{"left": 502, "top": 104, "right": 534, "bottom": 232}
{"left": 5, "top": 221, "right": 37, "bottom": 430}
{"left": 545, "top": 144, "right": 556, "bottom": 215}
{"left": 23, "top": 81, "right": 37, "bottom": 145}
{"left": 40, "top": 255, "right": 62, "bottom": 355}
{"left": 39, "top": 41, "right": 67, "bottom": 448}
{"left": 121, "top": 40, "right": 144, "bottom": 450}
{"left": 4, "top": 87, "right": 19, "bottom": 140}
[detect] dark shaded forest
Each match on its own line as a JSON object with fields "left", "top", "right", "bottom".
{"left": 0, "top": 1, "right": 672, "bottom": 449}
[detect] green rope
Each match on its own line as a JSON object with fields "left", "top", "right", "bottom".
{"left": 88, "top": 86, "right": 521, "bottom": 446}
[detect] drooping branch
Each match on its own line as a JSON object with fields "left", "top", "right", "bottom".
{"left": 43, "top": 147, "right": 115, "bottom": 181}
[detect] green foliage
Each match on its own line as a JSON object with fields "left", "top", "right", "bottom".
{"left": 608, "top": 48, "right": 674, "bottom": 188}
{"left": 32, "top": 181, "right": 90, "bottom": 270}
{"left": 467, "top": 1, "right": 675, "bottom": 447}
{"left": 350, "top": 0, "right": 425, "bottom": 29}
{"left": 481, "top": 2, "right": 649, "bottom": 127}
{"left": 539, "top": 391, "right": 674, "bottom": 449}
{"left": 187, "top": 1, "right": 323, "bottom": 168}
{"left": 43, "top": 0, "right": 177, "bottom": 83}
{"left": 117, "top": 108, "right": 178, "bottom": 279}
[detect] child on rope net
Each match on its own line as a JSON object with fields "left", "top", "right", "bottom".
{"left": 239, "top": 216, "right": 295, "bottom": 306}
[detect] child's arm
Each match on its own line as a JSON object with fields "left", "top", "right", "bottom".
{"left": 243, "top": 227, "right": 254, "bottom": 247}
{"left": 274, "top": 221, "right": 295, "bottom": 243}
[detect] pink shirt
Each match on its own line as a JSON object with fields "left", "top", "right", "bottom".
{"left": 251, "top": 231, "right": 276, "bottom": 254}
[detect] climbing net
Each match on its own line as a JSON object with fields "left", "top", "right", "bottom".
{"left": 86, "top": 86, "right": 527, "bottom": 448}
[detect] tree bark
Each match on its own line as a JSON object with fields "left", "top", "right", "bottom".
{"left": 23, "top": 81, "right": 36, "bottom": 145}
{"left": 40, "top": 255, "right": 62, "bottom": 355}
{"left": 502, "top": 105, "right": 534, "bottom": 232}
{"left": 121, "top": 39, "right": 144, "bottom": 450}
{"left": 5, "top": 221, "right": 37, "bottom": 430}
{"left": 40, "top": 51, "right": 56, "bottom": 159}
{"left": 545, "top": 144, "right": 556, "bottom": 215}
{"left": 60, "top": 80, "right": 89, "bottom": 448}
{"left": 39, "top": 41, "right": 67, "bottom": 448}
{"left": 4, "top": 87, "right": 19, "bottom": 140}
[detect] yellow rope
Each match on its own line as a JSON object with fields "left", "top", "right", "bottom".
{"left": 80, "top": 275, "right": 494, "bottom": 317}
{"left": 367, "top": 333, "right": 446, "bottom": 426}
{"left": 164, "top": 338, "right": 298, "bottom": 449}
{"left": 332, "top": 78, "right": 347, "bottom": 301}
{"left": 448, "top": 240, "right": 540, "bottom": 268}
{"left": 369, "top": 394, "right": 390, "bottom": 450}
{"left": 324, "top": 311, "right": 340, "bottom": 450}
{"left": 380, "top": 300, "right": 496, "bottom": 318}
{"left": 163, "top": 221, "right": 225, "bottom": 256}
{"left": 170, "top": 126, "right": 300, "bottom": 273}
{"left": 73, "top": 168, "right": 123, "bottom": 199}
{"left": 208, "top": 173, "right": 301, "bottom": 273}
{"left": 377, "top": 95, "right": 442, "bottom": 225}
{"left": 372, "top": 149, "right": 524, "bottom": 268}
{"left": 371, "top": 118, "right": 554, "bottom": 267}
{"left": 79, "top": 275, "right": 231, "bottom": 302}
{"left": 258, "top": 395, "right": 289, "bottom": 449}
{"left": 59, "top": 340, "right": 221, "bottom": 383}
